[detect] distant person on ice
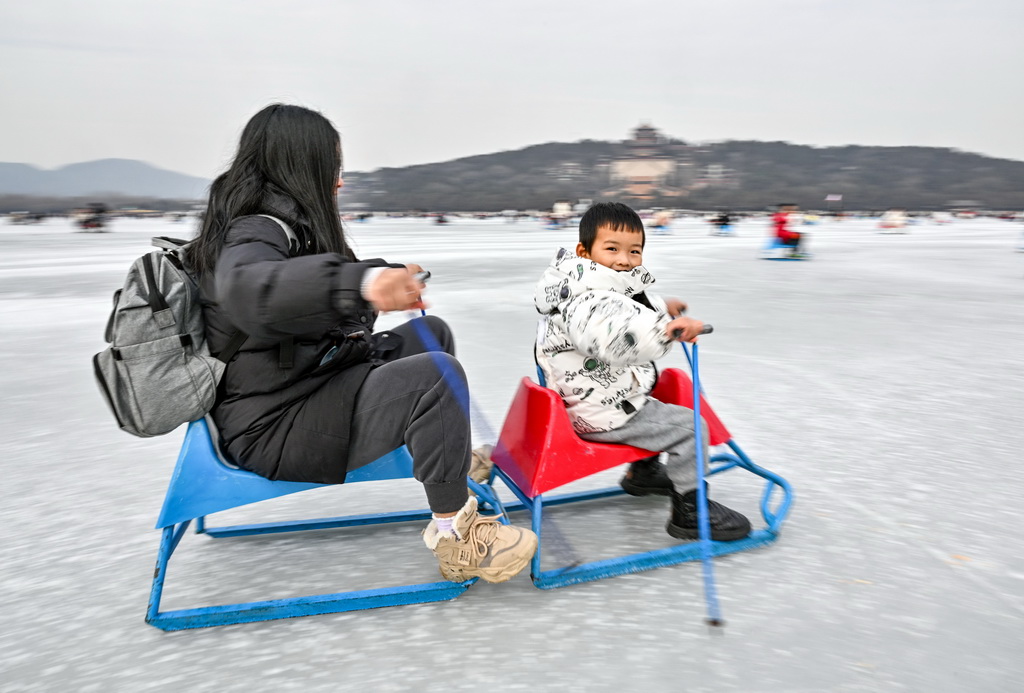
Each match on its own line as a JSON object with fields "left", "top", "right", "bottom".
{"left": 711, "top": 210, "right": 733, "bottom": 235}
{"left": 533, "top": 202, "right": 751, "bottom": 541}
{"left": 773, "top": 203, "right": 806, "bottom": 257}
{"left": 187, "top": 104, "right": 536, "bottom": 584}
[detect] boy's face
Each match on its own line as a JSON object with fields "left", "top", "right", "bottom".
{"left": 577, "top": 225, "right": 644, "bottom": 272}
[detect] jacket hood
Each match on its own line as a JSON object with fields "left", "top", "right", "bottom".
{"left": 535, "top": 247, "right": 656, "bottom": 315}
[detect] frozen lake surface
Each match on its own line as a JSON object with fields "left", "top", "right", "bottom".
{"left": 2, "top": 215, "right": 1023, "bottom": 692}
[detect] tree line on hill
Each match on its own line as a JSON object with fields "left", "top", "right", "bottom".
{"left": 0, "top": 194, "right": 199, "bottom": 215}
{"left": 2, "top": 140, "right": 1021, "bottom": 214}
{"left": 341, "top": 140, "right": 1024, "bottom": 212}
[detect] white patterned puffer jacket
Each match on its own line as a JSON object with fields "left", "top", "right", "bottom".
{"left": 534, "top": 248, "right": 675, "bottom": 433}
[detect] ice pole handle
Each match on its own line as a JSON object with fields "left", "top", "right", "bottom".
{"left": 672, "top": 324, "right": 714, "bottom": 340}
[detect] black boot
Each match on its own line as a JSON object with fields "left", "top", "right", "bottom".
{"left": 667, "top": 489, "right": 751, "bottom": 542}
{"left": 619, "top": 456, "right": 674, "bottom": 497}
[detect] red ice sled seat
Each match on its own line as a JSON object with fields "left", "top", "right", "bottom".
{"left": 488, "top": 366, "right": 793, "bottom": 590}
{"left": 492, "top": 368, "right": 730, "bottom": 498}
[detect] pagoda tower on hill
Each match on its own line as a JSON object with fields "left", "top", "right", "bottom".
{"left": 604, "top": 124, "right": 693, "bottom": 202}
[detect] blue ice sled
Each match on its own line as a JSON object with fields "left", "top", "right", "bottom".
{"left": 147, "top": 418, "right": 504, "bottom": 631}
{"left": 760, "top": 237, "right": 810, "bottom": 260}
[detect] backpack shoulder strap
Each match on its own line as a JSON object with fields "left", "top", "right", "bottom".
{"left": 140, "top": 252, "right": 174, "bottom": 328}
{"left": 257, "top": 215, "right": 300, "bottom": 256}
{"left": 151, "top": 236, "right": 190, "bottom": 251}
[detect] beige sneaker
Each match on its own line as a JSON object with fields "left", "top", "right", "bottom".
{"left": 423, "top": 497, "right": 537, "bottom": 583}
{"left": 467, "top": 445, "right": 495, "bottom": 495}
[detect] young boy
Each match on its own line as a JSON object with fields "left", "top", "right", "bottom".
{"left": 534, "top": 202, "right": 751, "bottom": 541}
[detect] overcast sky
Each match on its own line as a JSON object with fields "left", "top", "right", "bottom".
{"left": 2, "top": 0, "right": 1022, "bottom": 177}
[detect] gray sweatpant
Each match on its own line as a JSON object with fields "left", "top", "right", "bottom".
{"left": 345, "top": 316, "right": 470, "bottom": 514}
{"left": 579, "top": 398, "right": 709, "bottom": 494}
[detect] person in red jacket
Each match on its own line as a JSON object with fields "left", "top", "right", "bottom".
{"left": 773, "top": 203, "right": 805, "bottom": 257}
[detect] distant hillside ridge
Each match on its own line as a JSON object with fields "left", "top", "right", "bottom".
{"left": 0, "top": 159, "right": 210, "bottom": 199}
{"left": 4, "top": 139, "right": 1022, "bottom": 210}
{"left": 341, "top": 140, "right": 1024, "bottom": 211}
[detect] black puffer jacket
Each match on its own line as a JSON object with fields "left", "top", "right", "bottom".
{"left": 201, "top": 211, "right": 394, "bottom": 483}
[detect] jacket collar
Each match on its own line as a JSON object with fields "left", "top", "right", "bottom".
{"left": 263, "top": 188, "right": 310, "bottom": 229}
{"left": 553, "top": 247, "right": 654, "bottom": 294}
{"left": 535, "top": 247, "right": 655, "bottom": 315}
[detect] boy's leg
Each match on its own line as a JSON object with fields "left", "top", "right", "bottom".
{"left": 580, "top": 399, "right": 707, "bottom": 494}
{"left": 580, "top": 400, "right": 750, "bottom": 542}
{"left": 620, "top": 454, "right": 673, "bottom": 497}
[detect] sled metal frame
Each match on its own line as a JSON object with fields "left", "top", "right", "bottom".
{"left": 488, "top": 443, "right": 792, "bottom": 589}
{"left": 147, "top": 419, "right": 505, "bottom": 631}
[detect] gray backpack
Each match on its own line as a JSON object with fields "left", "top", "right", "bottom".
{"left": 93, "top": 216, "right": 297, "bottom": 437}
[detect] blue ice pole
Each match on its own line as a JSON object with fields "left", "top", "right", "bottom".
{"left": 680, "top": 342, "right": 706, "bottom": 399}
{"left": 409, "top": 306, "right": 582, "bottom": 567}
{"left": 409, "top": 311, "right": 497, "bottom": 443}
{"left": 410, "top": 313, "right": 470, "bottom": 416}
{"left": 400, "top": 272, "right": 473, "bottom": 421}
{"left": 687, "top": 335, "right": 724, "bottom": 627}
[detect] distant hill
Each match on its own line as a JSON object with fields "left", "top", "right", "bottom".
{"left": 4, "top": 139, "right": 1022, "bottom": 211}
{"left": 0, "top": 159, "right": 209, "bottom": 199}
{"left": 345, "top": 141, "right": 622, "bottom": 212}
{"left": 342, "top": 140, "right": 1024, "bottom": 211}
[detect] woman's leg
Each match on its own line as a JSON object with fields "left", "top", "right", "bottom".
{"left": 346, "top": 329, "right": 538, "bottom": 582}
{"left": 371, "top": 315, "right": 455, "bottom": 361}
{"left": 346, "top": 352, "right": 471, "bottom": 514}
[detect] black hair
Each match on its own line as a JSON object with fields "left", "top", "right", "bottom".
{"left": 578, "top": 202, "right": 645, "bottom": 252}
{"left": 188, "top": 104, "right": 351, "bottom": 275}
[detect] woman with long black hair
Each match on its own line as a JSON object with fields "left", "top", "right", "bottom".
{"left": 188, "top": 104, "right": 536, "bottom": 583}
